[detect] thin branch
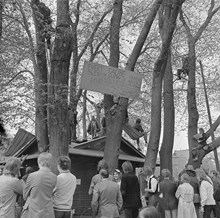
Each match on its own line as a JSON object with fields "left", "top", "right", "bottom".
{"left": 2, "top": 70, "right": 34, "bottom": 86}
{"left": 78, "top": 7, "right": 113, "bottom": 60}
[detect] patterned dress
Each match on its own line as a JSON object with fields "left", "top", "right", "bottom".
{"left": 175, "top": 182, "right": 197, "bottom": 218}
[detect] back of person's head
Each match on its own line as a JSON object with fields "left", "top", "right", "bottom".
{"left": 4, "top": 157, "right": 22, "bottom": 177}
{"left": 100, "top": 169, "right": 109, "bottom": 178}
{"left": 25, "top": 166, "right": 35, "bottom": 175}
{"left": 196, "top": 168, "right": 208, "bottom": 181}
{"left": 136, "top": 118, "right": 141, "bottom": 124}
{"left": 97, "top": 159, "right": 108, "bottom": 172}
{"left": 181, "top": 173, "right": 190, "bottom": 183}
{"left": 139, "top": 206, "right": 160, "bottom": 218}
{"left": 161, "top": 169, "right": 170, "bottom": 178}
{"left": 122, "top": 161, "right": 133, "bottom": 173}
{"left": 143, "top": 166, "right": 153, "bottom": 177}
{"left": 57, "top": 155, "right": 71, "bottom": 171}
{"left": 199, "top": 128, "right": 204, "bottom": 133}
{"left": 38, "top": 152, "right": 52, "bottom": 168}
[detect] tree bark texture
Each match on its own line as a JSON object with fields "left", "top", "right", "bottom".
{"left": 82, "top": 90, "right": 87, "bottom": 140}
{"left": 104, "top": 0, "right": 164, "bottom": 173}
{"left": 49, "top": 0, "right": 72, "bottom": 169}
{"left": 31, "top": 0, "right": 49, "bottom": 152}
{"left": 180, "top": 1, "right": 220, "bottom": 167}
{"left": 0, "top": 0, "right": 3, "bottom": 42}
{"left": 104, "top": 0, "right": 123, "bottom": 173}
{"left": 160, "top": 49, "right": 175, "bottom": 175}
{"left": 145, "top": 0, "right": 185, "bottom": 171}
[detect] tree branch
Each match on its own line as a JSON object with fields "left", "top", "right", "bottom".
{"left": 195, "top": 0, "right": 220, "bottom": 42}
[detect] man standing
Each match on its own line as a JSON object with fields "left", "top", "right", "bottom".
{"left": 53, "top": 156, "right": 77, "bottom": 218}
{"left": 21, "top": 152, "right": 57, "bottom": 218}
{"left": 143, "top": 167, "right": 159, "bottom": 207}
{"left": 91, "top": 169, "right": 123, "bottom": 218}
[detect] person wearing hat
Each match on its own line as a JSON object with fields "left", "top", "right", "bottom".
{"left": 91, "top": 169, "right": 123, "bottom": 218}
{"left": 113, "top": 169, "right": 122, "bottom": 187}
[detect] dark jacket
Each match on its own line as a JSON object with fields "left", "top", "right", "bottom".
{"left": 159, "top": 179, "right": 178, "bottom": 210}
{"left": 185, "top": 170, "right": 200, "bottom": 195}
{"left": 120, "top": 172, "right": 142, "bottom": 208}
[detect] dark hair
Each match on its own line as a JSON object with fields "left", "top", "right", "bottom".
{"left": 136, "top": 118, "right": 141, "bottom": 124}
{"left": 161, "top": 169, "right": 170, "bottom": 178}
{"left": 25, "top": 166, "right": 35, "bottom": 174}
{"left": 139, "top": 206, "right": 160, "bottom": 218}
{"left": 58, "top": 155, "right": 71, "bottom": 170}
{"left": 100, "top": 169, "right": 109, "bottom": 178}
{"left": 97, "top": 159, "right": 108, "bottom": 172}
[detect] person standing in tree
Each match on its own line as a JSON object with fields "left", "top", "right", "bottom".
{"left": 87, "top": 116, "right": 100, "bottom": 139}
{"left": 133, "top": 118, "right": 144, "bottom": 151}
{"left": 192, "top": 127, "right": 208, "bottom": 161}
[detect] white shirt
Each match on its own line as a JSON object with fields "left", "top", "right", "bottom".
{"left": 146, "top": 175, "right": 158, "bottom": 193}
{"left": 53, "top": 170, "right": 77, "bottom": 210}
{"left": 200, "top": 180, "right": 216, "bottom": 207}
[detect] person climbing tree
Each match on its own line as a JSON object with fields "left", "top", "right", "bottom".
{"left": 192, "top": 127, "right": 208, "bottom": 161}
{"left": 87, "top": 116, "right": 100, "bottom": 139}
{"left": 133, "top": 118, "right": 145, "bottom": 151}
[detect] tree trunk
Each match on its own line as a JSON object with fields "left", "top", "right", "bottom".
{"left": 160, "top": 49, "right": 174, "bottom": 175}
{"left": 31, "top": 0, "right": 49, "bottom": 152}
{"left": 104, "top": 0, "right": 123, "bottom": 173}
{"left": 49, "top": 0, "right": 72, "bottom": 171}
{"left": 82, "top": 90, "right": 87, "bottom": 140}
{"left": 0, "top": 0, "right": 3, "bottom": 42}
{"left": 104, "top": 0, "right": 164, "bottom": 173}
{"left": 187, "top": 41, "right": 199, "bottom": 162}
{"left": 146, "top": 0, "right": 185, "bottom": 171}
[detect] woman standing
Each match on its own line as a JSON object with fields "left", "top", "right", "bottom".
{"left": 121, "top": 161, "right": 142, "bottom": 218}
{"left": 113, "top": 169, "right": 122, "bottom": 187}
{"left": 175, "top": 173, "right": 197, "bottom": 218}
{"left": 196, "top": 168, "right": 216, "bottom": 218}
{"left": 159, "top": 169, "right": 178, "bottom": 218}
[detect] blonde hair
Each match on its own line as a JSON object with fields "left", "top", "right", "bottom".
{"left": 181, "top": 173, "right": 190, "bottom": 183}
{"left": 4, "top": 157, "right": 22, "bottom": 177}
{"left": 38, "top": 152, "right": 53, "bottom": 168}
{"left": 122, "top": 161, "right": 133, "bottom": 173}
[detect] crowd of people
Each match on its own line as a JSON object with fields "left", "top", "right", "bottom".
{"left": 88, "top": 159, "right": 220, "bottom": 218}
{"left": 0, "top": 153, "right": 76, "bottom": 218}
{"left": 1, "top": 153, "right": 220, "bottom": 218}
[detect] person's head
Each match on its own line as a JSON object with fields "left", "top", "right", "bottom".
{"left": 161, "top": 169, "right": 170, "bottom": 179}
{"left": 138, "top": 206, "right": 160, "bottom": 218}
{"left": 3, "top": 157, "right": 22, "bottom": 177}
{"left": 136, "top": 118, "right": 141, "bottom": 124}
{"left": 181, "top": 173, "right": 190, "bottom": 183}
{"left": 143, "top": 166, "right": 153, "bottom": 178}
{"left": 199, "top": 128, "right": 204, "bottom": 134}
{"left": 209, "top": 170, "right": 217, "bottom": 179}
{"left": 37, "top": 152, "right": 53, "bottom": 169}
{"left": 91, "top": 115, "right": 95, "bottom": 120}
{"left": 122, "top": 161, "right": 133, "bottom": 174}
{"left": 25, "top": 166, "right": 35, "bottom": 175}
{"left": 196, "top": 168, "right": 209, "bottom": 182}
{"left": 57, "top": 155, "right": 71, "bottom": 171}
{"left": 186, "top": 164, "right": 194, "bottom": 171}
{"left": 100, "top": 169, "right": 109, "bottom": 179}
{"left": 97, "top": 159, "right": 108, "bottom": 172}
{"left": 113, "top": 169, "right": 122, "bottom": 181}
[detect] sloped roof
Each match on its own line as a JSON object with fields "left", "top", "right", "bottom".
{"left": 4, "top": 128, "right": 37, "bottom": 157}
{"left": 2, "top": 129, "right": 146, "bottom": 164}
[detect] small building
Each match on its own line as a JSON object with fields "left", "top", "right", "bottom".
{"left": 2, "top": 128, "right": 146, "bottom": 218}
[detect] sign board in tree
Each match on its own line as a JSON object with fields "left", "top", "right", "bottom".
{"left": 80, "top": 61, "right": 143, "bottom": 99}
